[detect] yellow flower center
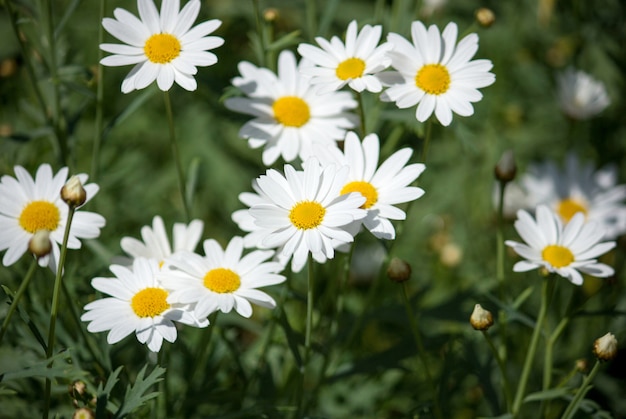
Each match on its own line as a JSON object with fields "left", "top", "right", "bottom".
{"left": 336, "top": 57, "right": 366, "bottom": 80}
{"left": 289, "top": 201, "right": 326, "bottom": 230}
{"left": 557, "top": 198, "right": 588, "bottom": 222}
{"left": 19, "top": 201, "right": 61, "bottom": 233}
{"left": 203, "top": 268, "right": 241, "bottom": 293}
{"left": 144, "top": 33, "right": 181, "bottom": 64}
{"left": 542, "top": 245, "right": 574, "bottom": 268}
{"left": 131, "top": 288, "right": 170, "bottom": 318}
{"left": 272, "top": 96, "right": 311, "bottom": 127}
{"left": 341, "top": 181, "right": 378, "bottom": 209}
{"left": 415, "top": 63, "right": 451, "bottom": 95}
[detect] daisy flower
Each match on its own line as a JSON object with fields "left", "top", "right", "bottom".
{"left": 82, "top": 258, "right": 207, "bottom": 352}
{"left": 505, "top": 205, "right": 615, "bottom": 286}
{"left": 224, "top": 50, "right": 358, "bottom": 166}
{"left": 160, "top": 236, "right": 286, "bottom": 319}
{"left": 120, "top": 215, "right": 203, "bottom": 267}
{"left": 0, "top": 164, "right": 105, "bottom": 272}
{"left": 247, "top": 158, "right": 367, "bottom": 273}
{"left": 297, "top": 20, "right": 393, "bottom": 94}
{"left": 312, "top": 132, "right": 425, "bottom": 239}
{"left": 100, "top": 0, "right": 224, "bottom": 93}
{"left": 517, "top": 153, "right": 626, "bottom": 239}
{"left": 557, "top": 68, "right": 610, "bottom": 120}
{"left": 380, "top": 21, "right": 495, "bottom": 126}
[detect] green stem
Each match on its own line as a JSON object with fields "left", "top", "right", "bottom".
{"left": 356, "top": 91, "right": 367, "bottom": 136}
{"left": 163, "top": 91, "right": 190, "bottom": 221}
{"left": 401, "top": 282, "right": 443, "bottom": 419}
{"left": 305, "top": 0, "right": 318, "bottom": 40}
{"left": 495, "top": 179, "right": 509, "bottom": 382}
{"left": 0, "top": 259, "right": 38, "bottom": 345}
{"left": 43, "top": 206, "right": 76, "bottom": 419}
{"left": 511, "top": 278, "right": 553, "bottom": 416}
{"left": 560, "top": 360, "right": 602, "bottom": 419}
{"left": 297, "top": 254, "right": 315, "bottom": 417}
{"left": 543, "top": 316, "right": 570, "bottom": 390}
{"left": 421, "top": 119, "right": 433, "bottom": 162}
{"left": 90, "top": 0, "right": 107, "bottom": 181}
{"left": 156, "top": 344, "right": 168, "bottom": 419}
{"left": 482, "top": 330, "right": 513, "bottom": 411}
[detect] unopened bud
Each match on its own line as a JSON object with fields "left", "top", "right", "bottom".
{"left": 593, "top": 332, "right": 618, "bottom": 361}
{"left": 387, "top": 257, "right": 411, "bottom": 283}
{"left": 29, "top": 230, "right": 52, "bottom": 258}
{"left": 61, "top": 176, "right": 87, "bottom": 208}
{"left": 263, "top": 8, "right": 279, "bottom": 22}
{"left": 494, "top": 150, "right": 516, "bottom": 183}
{"left": 575, "top": 358, "right": 588, "bottom": 373}
{"left": 72, "top": 407, "right": 95, "bottom": 419}
{"left": 475, "top": 8, "right": 495, "bottom": 28}
{"left": 69, "top": 380, "right": 87, "bottom": 398}
{"left": 470, "top": 304, "right": 494, "bottom": 331}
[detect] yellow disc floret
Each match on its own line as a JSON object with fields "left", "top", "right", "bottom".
{"left": 336, "top": 57, "right": 366, "bottom": 80}
{"left": 341, "top": 181, "right": 378, "bottom": 209}
{"left": 542, "top": 245, "right": 574, "bottom": 268}
{"left": 272, "top": 96, "right": 311, "bottom": 127}
{"left": 415, "top": 64, "right": 451, "bottom": 95}
{"left": 131, "top": 288, "right": 170, "bottom": 318}
{"left": 203, "top": 268, "right": 241, "bottom": 293}
{"left": 144, "top": 33, "right": 181, "bottom": 64}
{"left": 19, "top": 201, "right": 61, "bottom": 233}
{"left": 557, "top": 198, "right": 588, "bottom": 222}
{"left": 289, "top": 201, "right": 326, "bottom": 230}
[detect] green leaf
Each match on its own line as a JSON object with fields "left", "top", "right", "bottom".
{"left": 277, "top": 307, "right": 303, "bottom": 370}
{"left": 114, "top": 364, "right": 166, "bottom": 419}
{"left": 0, "top": 350, "right": 86, "bottom": 382}
{"left": 523, "top": 387, "right": 572, "bottom": 402}
{"left": 101, "top": 87, "right": 157, "bottom": 140}
{"left": 96, "top": 366, "right": 123, "bottom": 419}
{"left": 267, "top": 30, "right": 302, "bottom": 51}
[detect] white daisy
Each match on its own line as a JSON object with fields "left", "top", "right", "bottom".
{"left": 160, "top": 236, "right": 286, "bottom": 319}
{"left": 517, "top": 153, "right": 626, "bottom": 239}
{"left": 312, "top": 132, "right": 425, "bottom": 239}
{"left": 247, "top": 158, "right": 367, "bottom": 273}
{"left": 82, "top": 257, "right": 207, "bottom": 352}
{"left": 297, "top": 20, "right": 393, "bottom": 94}
{"left": 557, "top": 68, "right": 610, "bottom": 120}
{"left": 0, "top": 164, "right": 105, "bottom": 272}
{"left": 505, "top": 205, "right": 615, "bottom": 286}
{"left": 224, "top": 50, "right": 358, "bottom": 166}
{"left": 120, "top": 215, "right": 204, "bottom": 267}
{"left": 380, "top": 21, "right": 495, "bottom": 126}
{"left": 100, "top": 0, "right": 224, "bottom": 93}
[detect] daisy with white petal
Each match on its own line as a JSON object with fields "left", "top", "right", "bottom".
{"left": 100, "top": 0, "right": 224, "bottom": 93}
{"left": 517, "top": 153, "right": 626, "bottom": 239}
{"left": 120, "top": 215, "right": 203, "bottom": 268}
{"left": 0, "top": 164, "right": 105, "bottom": 272}
{"left": 297, "top": 20, "right": 393, "bottom": 94}
{"left": 380, "top": 21, "right": 495, "bottom": 126}
{"left": 224, "top": 50, "right": 358, "bottom": 166}
{"left": 505, "top": 205, "right": 615, "bottom": 286}
{"left": 160, "top": 236, "right": 285, "bottom": 319}
{"left": 558, "top": 68, "right": 610, "bottom": 120}
{"left": 312, "top": 132, "right": 425, "bottom": 239}
{"left": 247, "top": 158, "right": 367, "bottom": 273}
{"left": 81, "top": 258, "right": 207, "bottom": 353}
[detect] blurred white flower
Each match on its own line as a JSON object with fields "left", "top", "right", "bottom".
{"left": 558, "top": 68, "right": 610, "bottom": 120}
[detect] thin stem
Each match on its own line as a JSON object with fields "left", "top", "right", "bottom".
{"left": 305, "top": 0, "right": 318, "bottom": 40}
{"left": 482, "top": 330, "right": 512, "bottom": 411}
{"left": 421, "top": 119, "right": 433, "bottom": 162}
{"left": 163, "top": 91, "right": 190, "bottom": 221}
{"left": 156, "top": 344, "right": 168, "bottom": 419}
{"left": 356, "top": 91, "right": 367, "bottom": 136}
{"left": 495, "top": 179, "right": 509, "bottom": 382}
{"left": 560, "top": 360, "right": 602, "bottom": 419}
{"left": 91, "top": 0, "right": 107, "bottom": 181}
{"left": 511, "top": 278, "right": 553, "bottom": 416}
{"left": 297, "top": 254, "right": 315, "bottom": 417}
{"left": 401, "top": 282, "right": 443, "bottom": 419}
{"left": 0, "top": 259, "right": 38, "bottom": 345}
{"left": 543, "top": 316, "right": 570, "bottom": 390}
{"left": 43, "top": 205, "right": 76, "bottom": 419}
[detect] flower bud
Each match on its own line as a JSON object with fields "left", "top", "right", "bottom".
{"left": 263, "top": 8, "right": 279, "bottom": 22}
{"left": 72, "top": 407, "right": 95, "bottom": 419}
{"left": 470, "top": 304, "right": 494, "bottom": 331}
{"left": 494, "top": 150, "right": 516, "bottom": 183}
{"left": 575, "top": 358, "right": 588, "bottom": 373}
{"left": 475, "top": 8, "right": 496, "bottom": 28}
{"left": 29, "top": 230, "right": 52, "bottom": 258}
{"left": 593, "top": 332, "right": 618, "bottom": 361}
{"left": 387, "top": 257, "right": 411, "bottom": 283}
{"left": 69, "top": 380, "right": 87, "bottom": 398}
{"left": 61, "top": 175, "right": 87, "bottom": 208}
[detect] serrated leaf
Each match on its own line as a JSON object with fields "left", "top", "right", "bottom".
{"left": 96, "top": 366, "right": 123, "bottom": 419}
{"left": 0, "top": 350, "right": 86, "bottom": 382}
{"left": 114, "top": 364, "right": 166, "bottom": 419}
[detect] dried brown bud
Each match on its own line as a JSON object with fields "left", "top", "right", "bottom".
{"left": 69, "top": 380, "right": 87, "bottom": 398}
{"left": 575, "top": 358, "right": 588, "bottom": 373}
{"left": 61, "top": 176, "right": 87, "bottom": 208}
{"left": 593, "top": 332, "right": 618, "bottom": 361}
{"left": 475, "top": 8, "right": 496, "bottom": 28}
{"left": 29, "top": 230, "right": 52, "bottom": 258}
{"left": 494, "top": 150, "right": 516, "bottom": 183}
{"left": 470, "top": 304, "right": 494, "bottom": 331}
{"left": 387, "top": 257, "right": 412, "bottom": 283}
